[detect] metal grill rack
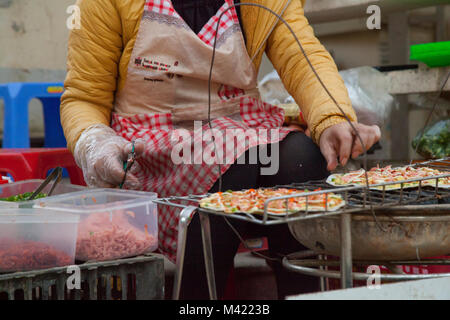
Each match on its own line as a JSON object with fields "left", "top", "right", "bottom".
{"left": 154, "top": 158, "right": 450, "bottom": 299}
{"left": 155, "top": 158, "right": 450, "bottom": 225}
{"left": 156, "top": 178, "right": 449, "bottom": 225}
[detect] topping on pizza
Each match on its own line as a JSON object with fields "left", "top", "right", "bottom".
{"left": 199, "top": 188, "right": 345, "bottom": 215}
{"left": 327, "top": 165, "right": 450, "bottom": 190}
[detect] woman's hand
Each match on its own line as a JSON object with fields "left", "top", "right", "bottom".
{"left": 319, "top": 122, "right": 381, "bottom": 171}
{"left": 74, "top": 124, "right": 145, "bottom": 189}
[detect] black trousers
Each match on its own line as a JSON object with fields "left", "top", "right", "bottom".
{"left": 179, "top": 132, "right": 329, "bottom": 299}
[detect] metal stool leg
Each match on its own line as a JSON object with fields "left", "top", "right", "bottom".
{"left": 172, "top": 206, "right": 197, "bottom": 300}
{"left": 340, "top": 213, "right": 353, "bottom": 289}
{"left": 199, "top": 212, "right": 217, "bottom": 300}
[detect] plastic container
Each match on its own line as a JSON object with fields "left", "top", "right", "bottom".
{"left": 33, "top": 189, "right": 158, "bottom": 262}
{"left": 0, "top": 254, "right": 164, "bottom": 300}
{"left": 410, "top": 41, "right": 450, "bottom": 68}
{"left": 0, "top": 179, "right": 86, "bottom": 208}
{"left": 0, "top": 208, "right": 79, "bottom": 273}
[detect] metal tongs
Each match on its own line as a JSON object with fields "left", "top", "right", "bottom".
{"left": 26, "top": 167, "right": 63, "bottom": 201}
{"left": 119, "top": 140, "right": 136, "bottom": 189}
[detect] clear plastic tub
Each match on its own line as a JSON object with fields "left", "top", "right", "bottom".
{"left": 33, "top": 189, "right": 158, "bottom": 262}
{"left": 0, "top": 208, "right": 79, "bottom": 273}
{"left": 0, "top": 179, "right": 86, "bottom": 208}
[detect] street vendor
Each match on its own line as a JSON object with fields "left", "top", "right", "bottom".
{"left": 61, "top": 0, "right": 381, "bottom": 299}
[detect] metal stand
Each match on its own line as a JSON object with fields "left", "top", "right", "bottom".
{"left": 171, "top": 207, "right": 218, "bottom": 300}
{"left": 340, "top": 213, "right": 353, "bottom": 288}
{"left": 199, "top": 212, "right": 218, "bottom": 300}
{"left": 154, "top": 158, "right": 450, "bottom": 300}
{"left": 172, "top": 206, "right": 197, "bottom": 300}
{"left": 282, "top": 257, "right": 450, "bottom": 283}
{"left": 194, "top": 212, "right": 353, "bottom": 297}
{"left": 173, "top": 206, "right": 450, "bottom": 299}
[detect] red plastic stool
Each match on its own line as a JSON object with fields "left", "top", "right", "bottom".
{"left": 0, "top": 148, "right": 86, "bottom": 185}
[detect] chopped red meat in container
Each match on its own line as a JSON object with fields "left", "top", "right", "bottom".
{"left": 75, "top": 211, "right": 157, "bottom": 261}
{"left": 0, "top": 239, "right": 73, "bottom": 272}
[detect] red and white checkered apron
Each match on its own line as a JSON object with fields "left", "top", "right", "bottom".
{"left": 112, "top": 0, "right": 294, "bottom": 262}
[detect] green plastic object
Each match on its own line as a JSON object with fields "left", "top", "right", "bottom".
{"left": 410, "top": 41, "right": 450, "bottom": 68}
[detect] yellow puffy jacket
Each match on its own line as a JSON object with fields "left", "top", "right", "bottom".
{"left": 61, "top": 0, "right": 356, "bottom": 152}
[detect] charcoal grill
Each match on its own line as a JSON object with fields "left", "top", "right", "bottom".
{"left": 155, "top": 157, "right": 450, "bottom": 298}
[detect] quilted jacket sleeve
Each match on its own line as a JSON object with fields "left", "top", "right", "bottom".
{"left": 265, "top": 0, "right": 357, "bottom": 143}
{"left": 61, "top": 0, "right": 123, "bottom": 152}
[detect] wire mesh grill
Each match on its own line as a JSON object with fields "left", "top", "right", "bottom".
{"left": 154, "top": 158, "right": 450, "bottom": 225}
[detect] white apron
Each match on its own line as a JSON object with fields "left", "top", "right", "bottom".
{"left": 111, "top": 0, "right": 293, "bottom": 262}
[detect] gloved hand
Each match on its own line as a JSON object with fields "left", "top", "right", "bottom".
{"left": 74, "top": 124, "right": 145, "bottom": 189}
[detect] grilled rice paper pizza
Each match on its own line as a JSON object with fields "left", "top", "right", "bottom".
{"left": 327, "top": 165, "right": 450, "bottom": 190}
{"left": 199, "top": 188, "right": 346, "bottom": 216}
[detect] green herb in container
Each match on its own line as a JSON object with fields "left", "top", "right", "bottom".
{"left": 0, "top": 192, "right": 48, "bottom": 202}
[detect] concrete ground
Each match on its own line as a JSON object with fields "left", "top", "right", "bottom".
{"left": 163, "top": 251, "right": 278, "bottom": 300}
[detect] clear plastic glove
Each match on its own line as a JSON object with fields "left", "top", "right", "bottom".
{"left": 74, "top": 124, "right": 145, "bottom": 189}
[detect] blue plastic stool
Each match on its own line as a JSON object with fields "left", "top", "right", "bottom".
{"left": 0, "top": 82, "right": 67, "bottom": 148}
